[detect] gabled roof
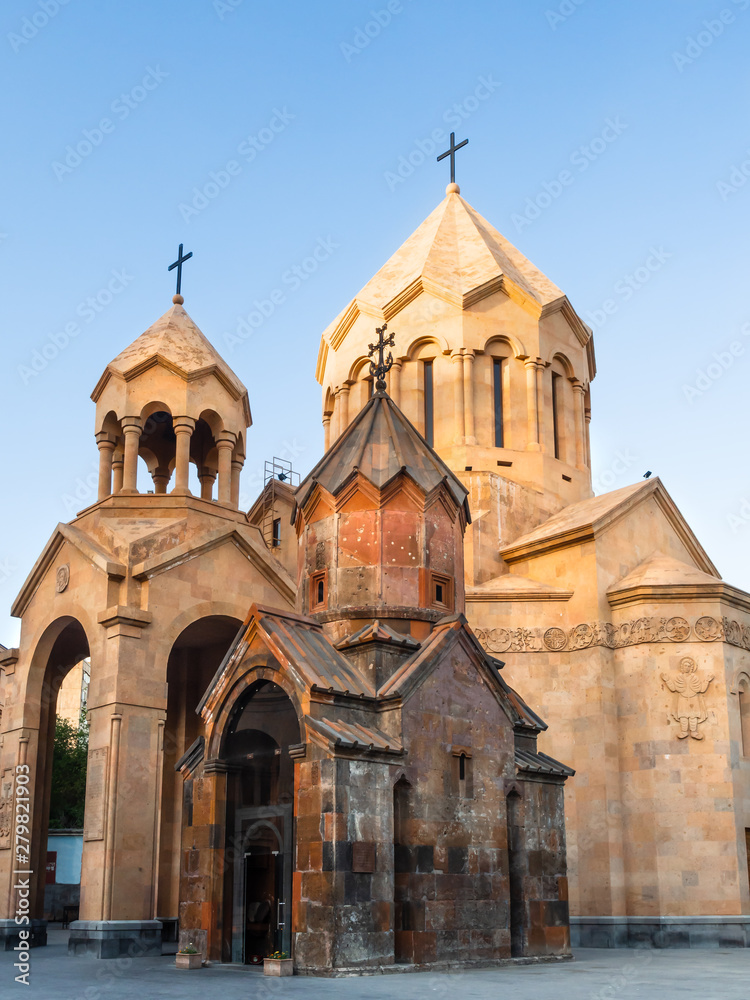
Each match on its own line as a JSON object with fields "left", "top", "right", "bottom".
{"left": 306, "top": 716, "right": 405, "bottom": 757}
{"left": 500, "top": 478, "right": 719, "bottom": 576}
{"left": 198, "top": 604, "right": 375, "bottom": 716}
{"left": 378, "top": 614, "right": 547, "bottom": 733}
{"left": 91, "top": 300, "right": 251, "bottom": 421}
{"left": 295, "top": 391, "right": 470, "bottom": 522}
{"left": 515, "top": 748, "right": 574, "bottom": 778}
{"left": 335, "top": 619, "right": 420, "bottom": 652}
{"left": 607, "top": 551, "right": 750, "bottom": 612}
{"left": 319, "top": 189, "right": 591, "bottom": 351}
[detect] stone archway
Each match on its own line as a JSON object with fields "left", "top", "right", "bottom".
{"left": 220, "top": 680, "right": 300, "bottom": 964}
{"left": 155, "top": 615, "right": 242, "bottom": 927}
{"left": 28, "top": 618, "right": 90, "bottom": 924}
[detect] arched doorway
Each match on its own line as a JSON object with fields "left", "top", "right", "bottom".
{"left": 157, "top": 615, "right": 243, "bottom": 925}
{"left": 222, "top": 680, "right": 299, "bottom": 963}
{"left": 29, "top": 618, "right": 90, "bottom": 921}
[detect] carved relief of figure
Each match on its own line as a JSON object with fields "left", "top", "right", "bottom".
{"left": 661, "top": 657, "right": 714, "bottom": 740}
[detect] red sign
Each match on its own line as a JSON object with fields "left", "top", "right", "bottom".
{"left": 45, "top": 852, "right": 57, "bottom": 885}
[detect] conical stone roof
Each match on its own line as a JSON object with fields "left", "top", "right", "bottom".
{"left": 321, "top": 188, "right": 570, "bottom": 348}
{"left": 92, "top": 300, "right": 249, "bottom": 413}
{"left": 295, "top": 390, "right": 471, "bottom": 522}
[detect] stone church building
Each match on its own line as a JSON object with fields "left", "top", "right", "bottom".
{"left": 0, "top": 180, "right": 748, "bottom": 966}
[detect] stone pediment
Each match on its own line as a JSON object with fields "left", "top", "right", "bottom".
{"left": 12, "top": 522, "right": 126, "bottom": 617}
{"left": 198, "top": 604, "right": 376, "bottom": 723}
{"left": 500, "top": 477, "right": 718, "bottom": 576}
{"left": 607, "top": 551, "right": 750, "bottom": 612}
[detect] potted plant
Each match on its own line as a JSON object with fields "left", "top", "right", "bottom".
{"left": 175, "top": 943, "right": 202, "bottom": 970}
{"left": 263, "top": 950, "right": 293, "bottom": 976}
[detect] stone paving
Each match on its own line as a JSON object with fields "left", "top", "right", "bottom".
{"left": 0, "top": 930, "right": 748, "bottom": 999}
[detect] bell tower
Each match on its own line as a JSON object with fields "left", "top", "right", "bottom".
{"left": 315, "top": 184, "right": 596, "bottom": 584}
{"left": 91, "top": 291, "right": 251, "bottom": 505}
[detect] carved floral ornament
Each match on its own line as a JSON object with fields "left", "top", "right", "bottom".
{"left": 475, "top": 615, "right": 750, "bottom": 654}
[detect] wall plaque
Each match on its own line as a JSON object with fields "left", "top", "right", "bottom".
{"left": 84, "top": 747, "right": 108, "bottom": 841}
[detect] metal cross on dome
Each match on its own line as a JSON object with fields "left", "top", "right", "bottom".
{"left": 437, "top": 131, "right": 469, "bottom": 184}
{"left": 168, "top": 243, "right": 193, "bottom": 295}
{"left": 368, "top": 323, "right": 395, "bottom": 391}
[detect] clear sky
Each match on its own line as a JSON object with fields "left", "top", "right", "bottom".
{"left": 1, "top": 0, "right": 749, "bottom": 644}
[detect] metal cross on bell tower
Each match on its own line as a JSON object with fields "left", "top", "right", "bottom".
{"left": 168, "top": 243, "right": 193, "bottom": 296}
{"left": 437, "top": 131, "right": 469, "bottom": 184}
{"left": 368, "top": 323, "right": 396, "bottom": 392}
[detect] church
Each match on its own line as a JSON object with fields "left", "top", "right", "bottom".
{"left": 0, "top": 166, "right": 748, "bottom": 968}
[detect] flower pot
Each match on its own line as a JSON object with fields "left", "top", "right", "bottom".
{"left": 176, "top": 952, "right": 202, "bottom": 970}
{"left": 263, "top": 958, "right": 293, "bottom": 976}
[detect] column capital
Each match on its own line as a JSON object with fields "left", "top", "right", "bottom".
{"left": 523, "top": 357, "right": 545, "bottom": 372}
{"left": 570, "top": 378, "right": 586, "bottom": 393}
{"left": 121, "top": 416, "right": 143, "bottom": 431}
{"left": 216, "top": 430, "right": 236, "bottom": 450}
{"left": 95, "top": 432, "right": 117, "bottom": 449}
{"left": 172, "top": 416, "right": 196, "bottom": 433}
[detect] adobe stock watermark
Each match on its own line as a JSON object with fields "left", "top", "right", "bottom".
{"left": 178, "top": 107, "right": 295, "bottom": 222}
{"left": 11, "top": 763, "right": 33, "bottom": 985}
{"left": 340, "top": 0, "right": 414, "bottom": 62}
{"left": 52, "top": 67, "right": 169, "bottom": 181}
{"left": 592, "top": 450, "right": 638, "bottom": 495}
{"left": 727, "top": 496, "right": 750, "bottom": 533}
{"left": 545, "top": 0, "right": 589, "bottom": 30}
{"left": 682, "top": 321, "right": 749, "bottom": 403}
{"left": 0, "top": 556, "right": 18, "bottom": 584}
{"left": 213, "top": 0, "right": 244, "bottom": 19}
{"left": 672, "top": 0, "right": 749, "bottom": 72}
{"left": 384, "top": 74, "right": 500, "bottom": 191}
{"left": 715, "top": 146, "right": 750, "bottom": 201}
{"left": 18, "top": 269, "right": 134, "bottom": 384}
{"left": 511, "top": 117, "right": 628, "bottom": 233}
{"left": 584, "top": 247, "right": 672, "bottom": 330}
{"left": 222, "top": 236, "right": 339, "bottom": 353}
{"left": 7, "top": 0, "right": 71, "bottom": 53}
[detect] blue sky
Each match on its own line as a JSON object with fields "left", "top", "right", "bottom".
{"left": 1, "top": 0, "right": 749, "bottom": 643}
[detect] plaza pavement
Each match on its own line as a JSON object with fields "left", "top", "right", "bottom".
{"left": 1, "top": 928, "right": 748, "bottom": 999}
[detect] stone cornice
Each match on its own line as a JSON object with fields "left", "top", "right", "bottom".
{"left": 607, "top": 581, "right": 750, "bottom": 614}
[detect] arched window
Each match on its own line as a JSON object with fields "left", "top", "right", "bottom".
{"left": 738, "top": 677, "right": 750, "bottom": 756}
{"left": 423, "top": 360, "right": 434, "bottom": 447}
{"left": 493, "top": 357, "right": 505, "bottom": 448}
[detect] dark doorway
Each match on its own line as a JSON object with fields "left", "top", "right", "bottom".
{"left": 222, "top": 681, "right": 299, "bottom": 963}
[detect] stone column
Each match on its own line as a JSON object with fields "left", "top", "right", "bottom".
{"left": 151, "top": 466, "right": 171, "bottom": 494}
{"left": 171, "top": 417, "right": 195, "bottom": 496}
{"left": 216, "top": 432, "right": 236, "bottom": 505}
{"left": 198, "top": 469, "right": 215, "bottom": 499}
{"left": 571, "top": 380, "right": 586, "bottom": 470}
{"left": 584, "top": 403, "right": 592, "bottom": 468}
{"left": 524, "top": 360, "right": 542, "bottom": 452}
{"left": 231, "top": 457, "right": 243, "bottom": 508}
{"left": 323, "top": 413, "right": 331, "bottom": 452}
{"left": 338, "top": 384, "right": 350, "bottom": 433}
{"left": 111, "top": 454, "right": 124, "bottom": 494}
{"left": 452, "top": 352, "right": 465, "bottom": 443}
{"left": 121, "top": 417, "right": 143, "bottom": 493}
{"left": 463, "top": 351, "right": 476, "bottom": 445}
{"left": 389, "top": 360, "right": 402, "bottom": 407}
{"left": 95, "top": 432, "right": 116, "bottom": 500}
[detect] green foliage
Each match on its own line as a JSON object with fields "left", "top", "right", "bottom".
{"left": 48, "top": 713, "right": 88, "bottom": 829}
